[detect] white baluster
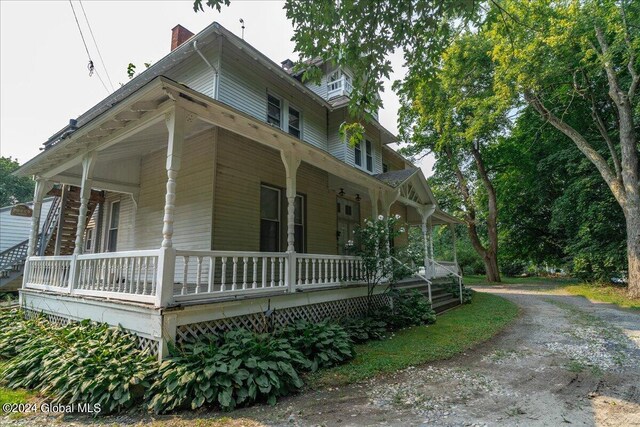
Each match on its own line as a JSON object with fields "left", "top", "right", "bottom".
{"left": 297, "top": 258, "right": 302, "bottom": 285}
{"left": 305, "top": 258, "right": 309, "bottom": 285}
{"left": 181, "top": 256, "right": 189, "bottom": 295}
{"left": 261, "top": 256, "right": 267, "bottom": 288}
{"left": 242, "top": 257, "right": 248, "bottom": 289}
{"left": 195, "top": 256, "right": 203, "bottom": 294}
{"left": 278, "top": 257, "right": 284, "bottom": 286}
{"left": 270, "top": 257, "right": 275, "bottom": 287}
{"left": 232, "top": 257, "right": 238, "bottom": 291}
{"left": 221, "top": 257, "right": 227, "bottom": 291}
{"left": 208, "top": 257, "right": 215, "bottom": 293}
{"left": 252, "top": 257, "right": 258, "bottom": 288}
{"left": 312, "top": 259, "right": 317, "bottom": 284}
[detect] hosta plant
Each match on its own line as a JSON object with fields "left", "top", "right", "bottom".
{"left": 147, "top": 329, "right": 308, "bottom": 413}
{"left": 339, "top": 317, "right": 388, "bottom": 343}
{"left": 277, "top": 320, "right": 354, "bottom": 371}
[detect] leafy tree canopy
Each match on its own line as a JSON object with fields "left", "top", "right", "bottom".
{"left": 0, "top": 157, "right": 34, "bottom": 207}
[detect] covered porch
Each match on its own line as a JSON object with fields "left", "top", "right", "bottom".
{"left": 16, "top": 76, "right": 461, "bottom": 356}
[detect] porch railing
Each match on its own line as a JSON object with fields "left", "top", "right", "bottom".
{"left": 22, "top": 250, "right": 402, "bottom": 307}
{"left": 24, "top": 250, "right": 160, "bottom": 304}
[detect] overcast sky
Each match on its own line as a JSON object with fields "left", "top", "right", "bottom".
{"left": 0, "top": 0, "right": 434, "bottom": 174}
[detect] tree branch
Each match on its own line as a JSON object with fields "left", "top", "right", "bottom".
{"left": 526, "top": 91, "right": 627, "bottom": 207}
{"left": 620, "top": 2, "right": 639, "bottom": 98}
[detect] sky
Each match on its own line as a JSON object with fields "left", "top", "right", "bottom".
{"left": 0, "top": 0, "right": 434, "bottom": 174}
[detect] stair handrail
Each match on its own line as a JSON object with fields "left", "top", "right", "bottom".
{"left": 429, "top": 258, "right": 463, "bottom": 304}
{"left": 0, "top": 239, "right": 30, "bottom": 271}
{"left": 38, "top": 196, "right": 61, "bottom": 256}
{"left": 390, "top": 255, "right": 433, "bottom": 304}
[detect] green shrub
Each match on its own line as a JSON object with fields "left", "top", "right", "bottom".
{"left": 447, "top": 279, "right": 473, "bottom": 304}
{"left": 373, "top": 289, "right": 437, "bottom": 328}
{"left": 0, "top": 311, "right": 156, "bottom": 414}
{"left": 339, "top": 317, "right": 388, "bottom": 343}
{"left": 277, "top": 321, "right": 354, "bottom": 371}
{"left": 147, "top": 329, "right": 307, "bottom": 413}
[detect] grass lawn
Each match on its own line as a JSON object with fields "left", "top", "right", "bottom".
{"left": 0, "top": 388, "right": 33, "bottom": 415}
{"left": 308, "top": 292, "right": 519, "bottom": 387}
{"left": 465, "top": 275, "right": 639, "bottom": 310}
{"left": 561, "top": 283, "right": 640, "bottom": 310}
{"left": 463, "top": 274, "right": 578, "bottom": 286}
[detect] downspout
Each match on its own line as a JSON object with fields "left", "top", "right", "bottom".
{"left": 193, "top": 40, "right": 219, "bottom": 99}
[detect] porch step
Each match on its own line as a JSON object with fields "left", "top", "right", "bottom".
{"left": 392, "top": 279, "right": 461, "bottom": 314}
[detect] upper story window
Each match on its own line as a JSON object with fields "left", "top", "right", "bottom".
{"left": 288, "top": 106, "right": 301, "bottom": 138}
{"left": 266, "top": 93, "right": 302, "bottom": 139}
{"left": 354, "top": 139, "right": 373, "bottom": 172}
{"left": 327, "top": 69, "right": 353, "bottom": 99}
{"left": 107, "top": 201, "right": 120, "bottom": 252}
{"left": 267, "top": 94, "right": 281, "bottom": 127}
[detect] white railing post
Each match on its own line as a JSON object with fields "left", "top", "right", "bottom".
{"left": 458, "top": 275, "right": 463, "bottom": 304}
{"left": 155, "top": 247, "right": 176, "bottom": 307}
{"left": 287, "top": 252, "right": 296, "bottom": 292}
{"left": 68, "top": 254, "right": 79, "bottom": 295}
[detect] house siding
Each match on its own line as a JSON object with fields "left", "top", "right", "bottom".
{"left": 213, "top": 129, "right": 336, "bottom": 255}
{"left": 218, "top": 48, "right": 328, "bottom": 151}
{"left": 0, "top": 198, "right": 54, "bottom": 252}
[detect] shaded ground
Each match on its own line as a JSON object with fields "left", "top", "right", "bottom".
{"left": 2, "top": 285, "right": 639, "bottom": 426}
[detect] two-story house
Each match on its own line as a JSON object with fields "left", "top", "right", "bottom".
{"left": 9, "top": 22, "right": 462, "bottom": 358}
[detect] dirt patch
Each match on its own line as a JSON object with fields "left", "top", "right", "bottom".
{"left": 2, "top": 288, "right": 639, "bottom": 426}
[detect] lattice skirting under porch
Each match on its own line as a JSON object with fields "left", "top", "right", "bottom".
{"left": 175, "top": 293, "right": 390, "bottom": 345}
{"left": 22, "top": 308, "right": 159, "bottom": 357}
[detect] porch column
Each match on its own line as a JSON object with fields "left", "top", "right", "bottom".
{"left": 156, "top": 106, "right": 187, "bottom": 309}
{"left": 54, "top": 185, "right": 69, "bottom": 256}
{"left": 379, "top": 189, "right": 399, "bottom": 218}
{"left": 161, "top": 107, "right": 186, "bottom": 248}
{"left": 281, "top": 151, "right": 301, "bottom": 253}
{"left": 428, "top": 218, "right": 435, "bottom": 276}
{"left": 26, "top": 178, "right": 48, "bottom": 257}
{"left": 417, "top": 204, "right": 436, "bottom": 279}
{"left": 368, "top": 187, "right": 379, "bottom": 219}
{"left": 73, "top": 152, "right": 97, "bottom": 255}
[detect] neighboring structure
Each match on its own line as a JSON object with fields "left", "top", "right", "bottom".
{"left": 12, "top": 22, "right": 462, "bottom": 358}
{"left": 0, "top": 198, "right": 55, "bottom": 289}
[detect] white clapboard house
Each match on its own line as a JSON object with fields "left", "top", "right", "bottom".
{"left": 10, "top": 22, "right": 462, "bottom": 358}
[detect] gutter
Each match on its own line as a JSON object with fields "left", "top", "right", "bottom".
{"left": 192, "top": 39, "right": 219, "bottom": 99}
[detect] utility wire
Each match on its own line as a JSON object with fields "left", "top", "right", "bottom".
{"left": 78, "top": 0, "right": 115, "bottom": 91}
{"left": 68, "top": 0, "right": 110, "bottom": 94}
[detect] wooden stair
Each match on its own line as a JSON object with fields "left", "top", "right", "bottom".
{"left": 394, "top": 277, "right": 461, "bottom": 314}
{"left": 44, "top": 186, "right": 104, "bottom": 256}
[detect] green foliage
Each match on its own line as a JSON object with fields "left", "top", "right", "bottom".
{"left": 339, "top": 317, "right": 388, "bottom": 344}
{"left": 311, "top": 292, "right": 518, "bottom": 387}
{"left": 0, "top": 310, "right": 155, "bottom": 414}
{"left": 0, "top": 157, "right": 34, "bottom": 207}
{"left": 277, "top": 321, "right": 354, "bottom": 372}
{"left": 446, "top": 279, "right": 473, "bottom": 304}
{"left": 374, "top": 289, "right": 436, "bottom": 329}
{"left": 147, "top": 329, "right": 307, "bottom": 413}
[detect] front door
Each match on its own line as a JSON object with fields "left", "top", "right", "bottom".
{"left": 336, "top": 197, "right": 360, "bottom": 254}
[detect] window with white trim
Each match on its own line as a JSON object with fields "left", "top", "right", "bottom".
{"left": 267, "top": 94, "right": 281, "bottom": 127}
{"left": 354, "top": 142, "right": 362, "bottom": 167}
{"left": 288, "top": 106, "right": 301, "bottom": 138}
{"left": 85, "top": 228, "right": 93, "bottom": 252}
{"left": 365, "top": 140, "right": 373, "bottom": 172}
{"left": 260, "top": 185, "right": 281, "bottom": 252}
{"left": 107, "top": 201, "right": 120, "bottom": 252}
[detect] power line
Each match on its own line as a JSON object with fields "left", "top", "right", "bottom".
{"left": 78, "top": 0, "right": 115, "bottom": 91}
{"left": 68, "top": 0, "right": 110, "bottom": 94}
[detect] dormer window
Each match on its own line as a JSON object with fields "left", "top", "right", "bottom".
{"left": 327, "top": 69, "right": 353, "bottom": 99}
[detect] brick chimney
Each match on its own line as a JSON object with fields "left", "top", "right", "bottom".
{"left": 171, "top": 25, "right": 194, "bottom": 51}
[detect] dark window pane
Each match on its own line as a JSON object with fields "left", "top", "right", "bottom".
{"left": 107, "top": 229, "right": 118, "bottom": 252}
{"left": 383, "top": 163, "right": 389, "bottom": 173}
{"left": 345, "top": 205, "right": 352, "bottom": 216}
{"left": 365, "top": 140, "right": 373, "bottom": 172}
{"left": 260, "top": 220, "right": 279, "bottom": 252}
{"left": 288, "top": 107, "right": 300, "bottom": 138}
{"left": 260, "top": 186, "right": 279, "bottom": 220}
{"left": 354, "top": 143, "right": 362, "bottom": 166}
{"left": 267, "top": 95, "right": 281, "bottom": 127}
{"left": 294, "top": 224, "right": 304, "bottom": 253}
{"left": 294, "top": 195, "right": 303, "bottom": 224}
{"left": 110, "top": 202, "right": 120, "bottom": 228}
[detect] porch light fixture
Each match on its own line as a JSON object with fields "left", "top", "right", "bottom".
{"left": 355, "top": 194, "right": 361, "bottom": 201}
{"left": 339, "top": 188, "right": 345, "bottom": 196}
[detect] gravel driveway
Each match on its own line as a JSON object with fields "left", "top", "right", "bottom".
{"left": 2, "top": 287, "right": 639, "bottom": 426}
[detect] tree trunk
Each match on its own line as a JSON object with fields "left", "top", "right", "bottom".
{"left": 483, "top": 251, "right": 501, "bottom": 282}
{"left": 625, "top": 203, "right": 640, "bottom": 299}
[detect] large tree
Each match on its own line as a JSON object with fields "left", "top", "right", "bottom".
{"left": 487, "top": 0, "right": 639, "bottom": 297}
{"left": 398, "top": 33, "right": 509, "bottom": 282}
{"left": 0, "top": 157, "right": 34, "bottom": 207}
